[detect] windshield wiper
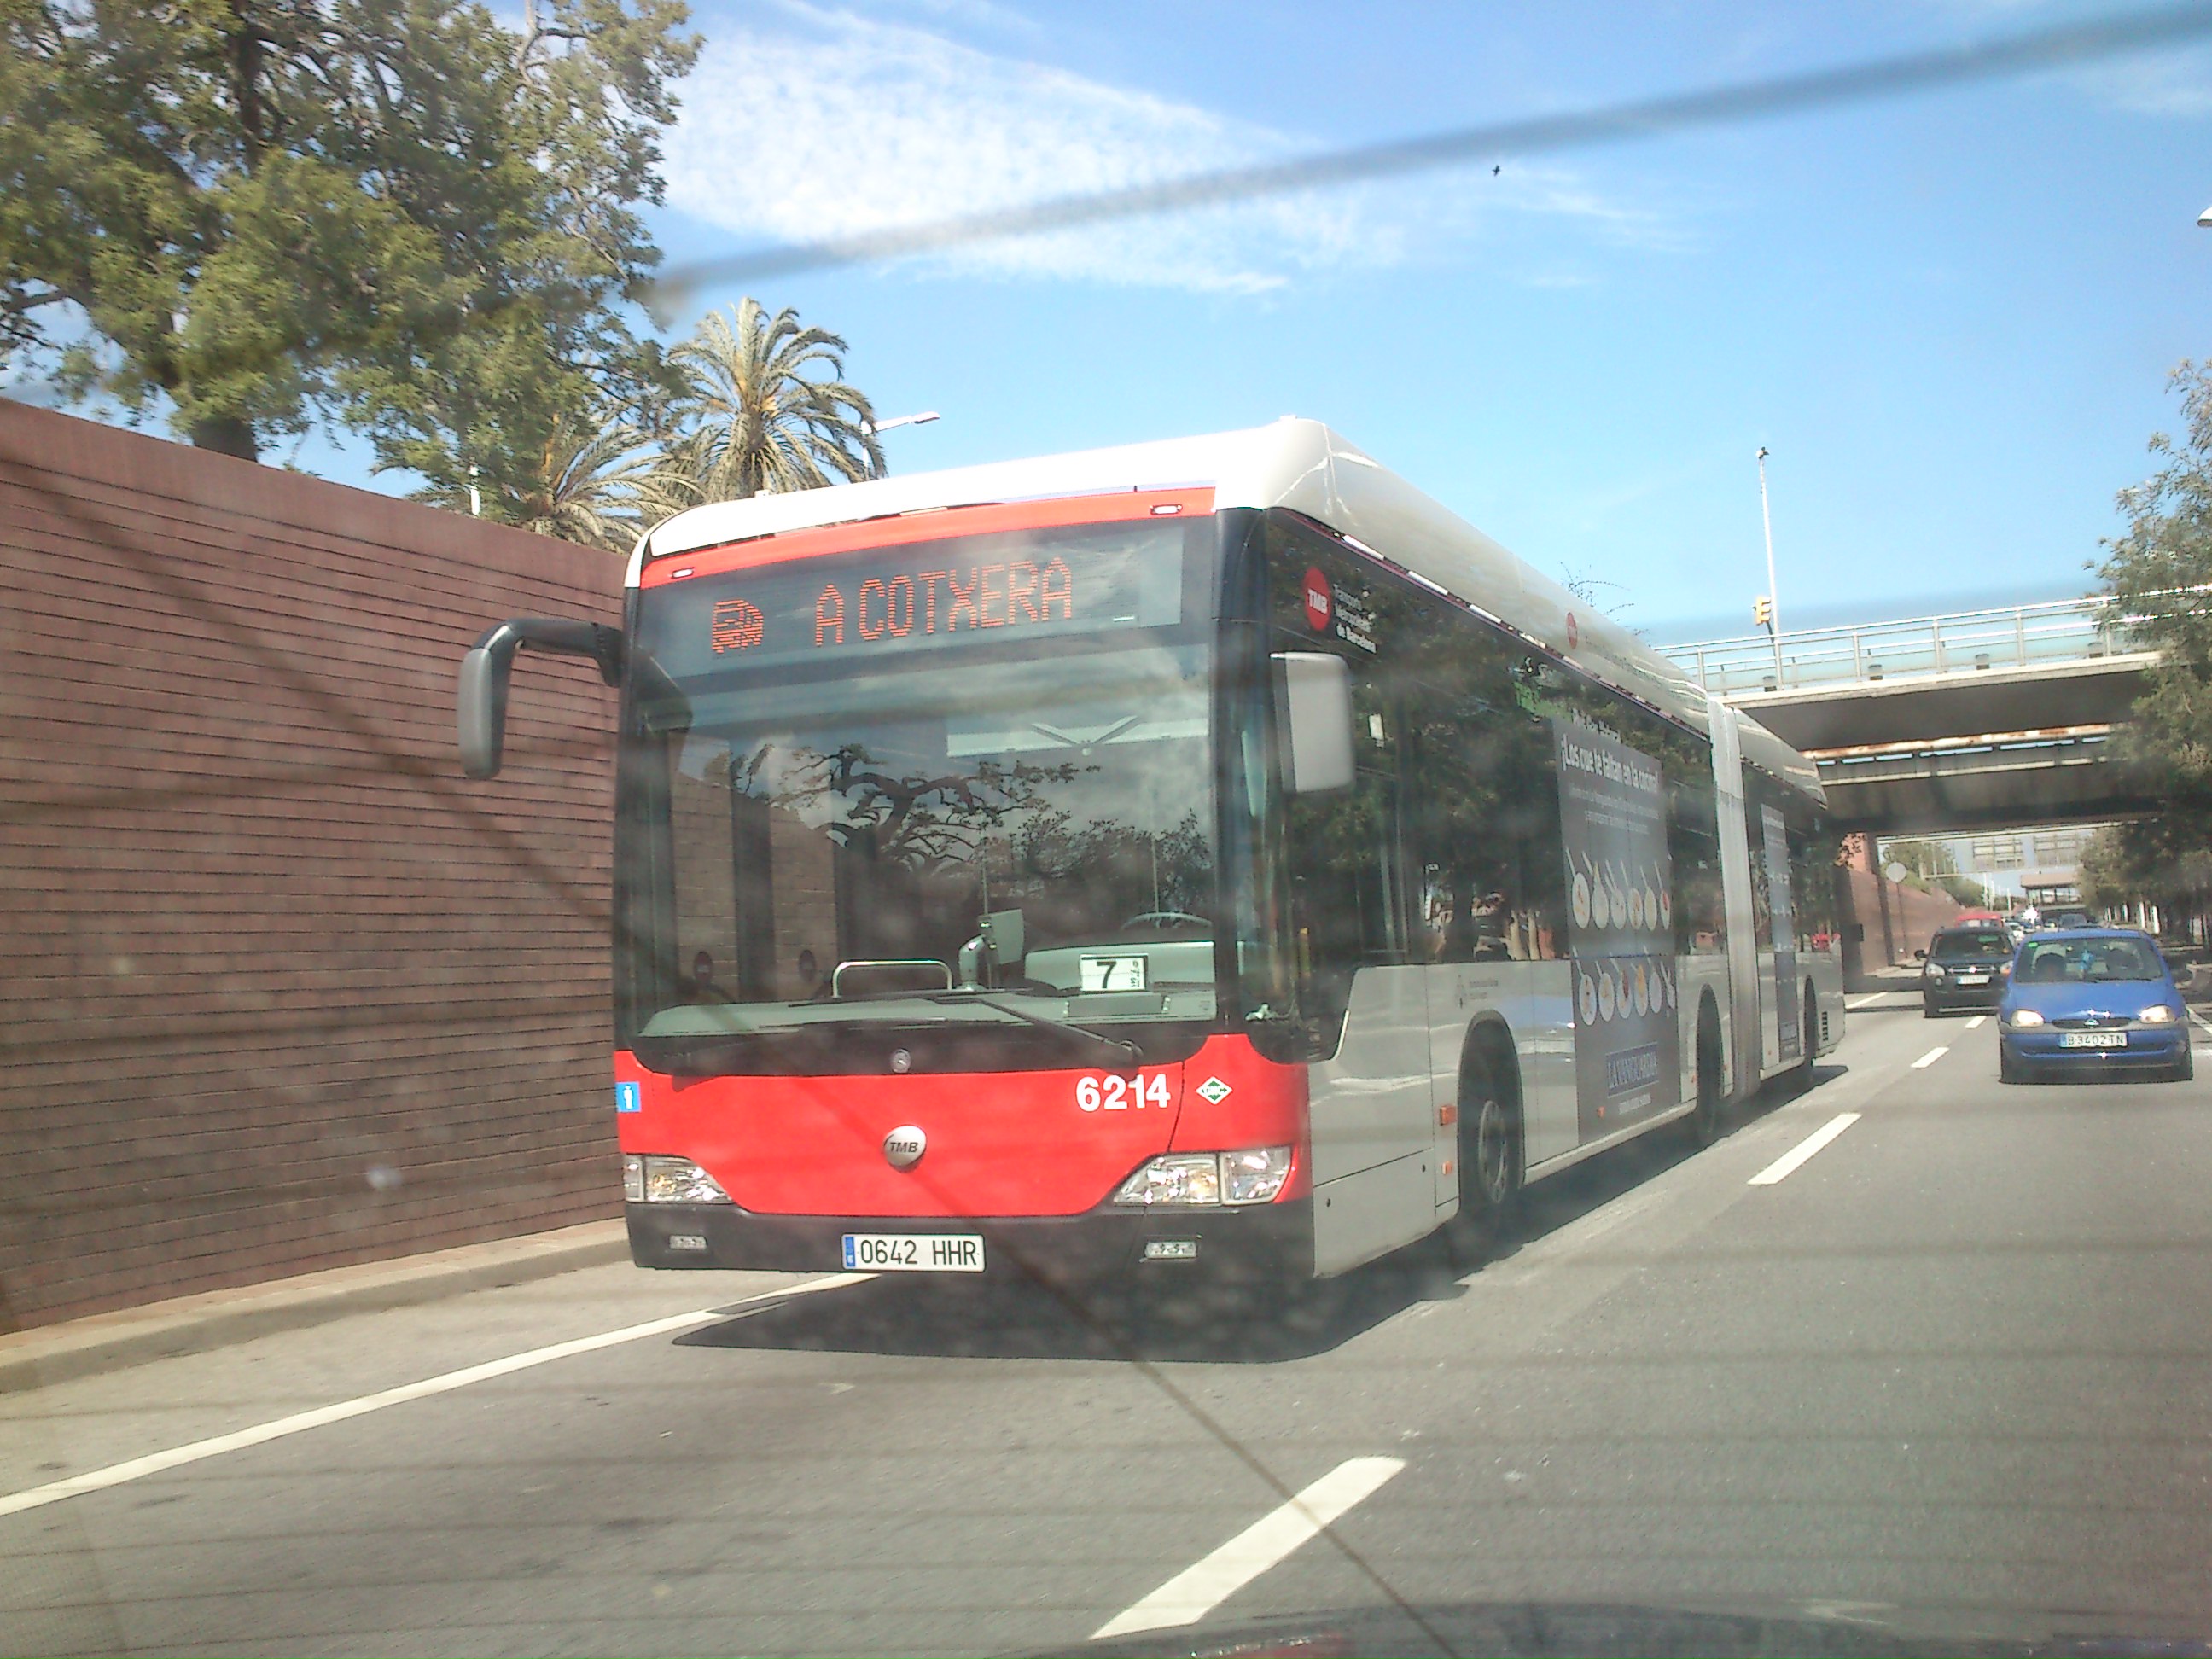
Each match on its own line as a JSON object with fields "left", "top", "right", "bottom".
{"left": 928, "top": 991, "right": 1143, "bottom": 1065}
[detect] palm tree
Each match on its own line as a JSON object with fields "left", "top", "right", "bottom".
{"left": 667, "top": 300, "right": 884, "bottom": 502}
{"left": 513, "top": 411, "right": 701, "bottom": 554}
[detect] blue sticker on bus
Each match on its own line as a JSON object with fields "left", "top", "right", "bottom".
{"left": 614, "top": 1081, "right": 641, "bottom": 1114}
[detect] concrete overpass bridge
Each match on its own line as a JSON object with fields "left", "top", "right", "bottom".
{"left": 1661, "top": 597, "right": 2158, "bottom": 833}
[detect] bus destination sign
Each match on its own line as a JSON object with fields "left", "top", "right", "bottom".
{"left": 643, "top": 523, "right": 1186, "bottom": 677}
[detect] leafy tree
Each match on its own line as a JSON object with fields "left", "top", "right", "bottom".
{"left": 2093, "top": 361, "right": 2212, "bottom": 928}
{"left": 0, "top": 0, "right": 696, "bottom": 474}
{"left": 2101, "top": 362, "right": 2212, "bottom": 783}
{"left": 428, "top": 405, "right": 698, "bottom": 554}
{"left": 664, "top": 300, "right": 885, "bottom": 501}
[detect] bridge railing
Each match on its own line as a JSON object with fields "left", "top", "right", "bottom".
{"left": 1662, "top": 595, "right": 2145, "bottom": 696}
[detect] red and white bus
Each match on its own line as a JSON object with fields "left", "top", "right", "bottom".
{"left": 458, "top": 421, "right": 1842, "bottom": 1288}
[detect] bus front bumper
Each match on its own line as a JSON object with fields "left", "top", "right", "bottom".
{"left": 626, "top": 1198, "right": 1316, "bottom": 1284}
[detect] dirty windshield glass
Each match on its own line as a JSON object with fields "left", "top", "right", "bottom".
{"left": 19, "top": 6, "right": 2212, "bottom": 1659}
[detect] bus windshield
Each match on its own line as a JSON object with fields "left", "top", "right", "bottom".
{"left": 620, "top": 565, "right": 1218, "bottom": 1062}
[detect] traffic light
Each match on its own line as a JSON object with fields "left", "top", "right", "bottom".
{"left": 1752, "top": 595, "right": 1774, "bottom": 630}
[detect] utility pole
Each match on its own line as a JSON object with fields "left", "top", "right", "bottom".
{"left": 1757, "top": 445, "right": 1784, "bottom": 687}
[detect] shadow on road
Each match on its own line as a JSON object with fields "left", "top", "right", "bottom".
{"left": 676, "top": 1244, "right": 1469, "bottom": 1365}
{"left": 675, "top": 1068, "right": 1840, "bottom": 1366}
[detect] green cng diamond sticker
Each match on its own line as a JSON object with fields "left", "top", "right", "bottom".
{"left": 1195, "top": 1076, "right": 1233, "bottom": 1104}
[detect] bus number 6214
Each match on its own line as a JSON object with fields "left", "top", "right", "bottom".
{"left": 1076, "top": 1073, "right": 1173, "bottom": 1111}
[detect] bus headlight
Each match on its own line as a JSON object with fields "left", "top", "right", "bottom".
{"left": 632, "top": 1155, "right": 733, "bottom": 1204}
{"left": 1222, "top": 1146, "right": 1294, "bottom": 1204}
{"left": 1112, "top": 1148, "right": 1293, "bottom": 1208}
{"left": 1114, "top": 1154, "right": 1220, "bottom": 1208}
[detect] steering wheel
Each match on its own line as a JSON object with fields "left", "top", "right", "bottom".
{"left": 1121, "top": 911, "right": 1209, "bottom": 932}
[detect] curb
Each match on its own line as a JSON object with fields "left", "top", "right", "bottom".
{"left": 0, "top": 1219, "right": 631, "bottom": 1393}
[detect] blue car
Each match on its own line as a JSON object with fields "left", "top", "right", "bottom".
{"left": 1997, "top": 928, "right": 2192, "bottom": 1084}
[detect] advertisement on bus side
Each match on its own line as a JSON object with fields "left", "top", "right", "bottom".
{"left": 1554, "top": 719, "right": 1681, "bottom": 1138}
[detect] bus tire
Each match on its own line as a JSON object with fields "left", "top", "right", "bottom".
{"left": 1452, "top": 1027, "right": 1522, "bottom": 1252}
{"left": 1689, "top": 995, "right": 1726, "bottom": 1146}
{"left": 1792, "top": 979, "right": 1818, "bottom": 1091}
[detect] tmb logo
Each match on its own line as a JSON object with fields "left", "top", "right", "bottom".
{"left": 711, "top": 598, "right": 765, "bottom": 653}
{"left": 1301, "top": 567, "right": 1334, "bottom": 632}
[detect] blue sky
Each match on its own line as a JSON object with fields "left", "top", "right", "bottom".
{"left": 159, "top": 3, "right": 2212, "bottom": 637}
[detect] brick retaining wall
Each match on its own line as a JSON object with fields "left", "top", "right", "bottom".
{"left": 0, "top": 402, "right": 624, "bottom": 1330}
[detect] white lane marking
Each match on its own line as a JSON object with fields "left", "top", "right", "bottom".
{"left": 1963, "top": 1016, "right": 1987, "bottom": 1030}
{"left": 1091, "top": 1457, "right": 1406, "bottom": 1639}
{"left": 1747, "top": 1112, "right": 1861, "bottom": 1187}
{"left": 0, "top": 1272, "right": 869, "bottom": 1520}
{"left": 1911, "top": 1045, "right": 1949, "bottom": 1068}
{"left": 1845, "top": 992, "right": 1895, "bottom": 1010}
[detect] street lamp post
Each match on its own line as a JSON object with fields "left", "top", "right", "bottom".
{"left": 1756, "top": 445, "right": 1784, "bottom": 687}
{"left": 867, "top": 410, "right": 940, "bottom": 434}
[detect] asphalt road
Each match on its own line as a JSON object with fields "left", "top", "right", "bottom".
{"left": 7, "top": 998, "right": 2212, "bottom": 1657}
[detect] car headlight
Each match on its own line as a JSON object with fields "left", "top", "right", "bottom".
{"left": 2139, "top": 1005, "right": 2178, "bottom": 1024}
{"left": 2006, "top": 1009, "right": 2046, "bottom": 1027}
{"left": 629, "top": 1155, "right": 733, "bottom": 1204}
{"left": 1112, "top": 1147, "right": 1292, "bottom": 1208}
{"left": 1924, "top": 964, "right": 1946, "bottom": 981}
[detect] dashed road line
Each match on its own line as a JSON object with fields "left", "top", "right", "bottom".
{"left": 0, "top": 1273, "right": 869, "bottom": 1520}
{"left": 1963, "top": 1016, "right": 1987, "bottom": 1030}
{"left": 1091, "top": 1457, "right": 1406, "bottom": 1639}
{"left": 1747, "top": 1112, "right": 1862, "bottom": 1187}
{"left": 1912, "top": 1045, "right": 1949, "bottom": 1068}
{"left": 1846, "top": 992, "right": 1898, "bottom": 1010}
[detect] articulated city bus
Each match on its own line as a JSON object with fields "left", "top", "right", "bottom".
{"left": 458, "top": 421, "right": 1843, "bottom": 1288}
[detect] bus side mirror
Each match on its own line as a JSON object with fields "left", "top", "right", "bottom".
{"left": 458, "top": 618, "right": 623, "bottom": 779}
{"left": 1271, "top": 651, "right": 1356, "bottom": 794}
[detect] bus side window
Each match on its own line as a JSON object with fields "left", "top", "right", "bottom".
{"left": 1285, "top": 770, "right": 1408, "bottom": 1056}
{"left": 1402, "top": 642, "right": 1565, "bottom": 967}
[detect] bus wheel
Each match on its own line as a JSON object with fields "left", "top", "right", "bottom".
{"left": 1453, "top": 1034, "right": 1522, "bottom": 1253}
{"left": 1689, "top": 998, "right": 1726, "bottom": 1146}
{"left": 1791, "top": 980, "right": 1818, "bottom": 1091}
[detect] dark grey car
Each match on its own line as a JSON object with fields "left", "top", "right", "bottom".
{"left": 1921, "top": 925, "right": 2015, "bottom": 1016}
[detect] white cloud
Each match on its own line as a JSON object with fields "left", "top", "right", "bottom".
{"left": 661, "top": 2, "right": 1677, "bottom": 292}
{"left": 2072, "top": 43, "right": 2212, "bottom": 117}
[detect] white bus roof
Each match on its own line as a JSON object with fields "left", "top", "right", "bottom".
{"left": 636, "top": 418, "right": 1821, "bottom": 801}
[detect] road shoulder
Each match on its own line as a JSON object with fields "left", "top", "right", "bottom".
{"left": 0, "top": 1219, "right": 628, "bottom": 1392}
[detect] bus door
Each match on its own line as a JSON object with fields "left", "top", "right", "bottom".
{"left": 1284, "top": 731, "right": 1437, "bottom": 1273}
{"left": 1755, "top": 800, "right": 1802, "bottom": 1068}
{"left": 1708, "top": 701, "right": 1761, "bottom": 1096}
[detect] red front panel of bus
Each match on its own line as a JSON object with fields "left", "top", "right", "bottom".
{"left": 614, "top": 1035, "right": 1308, "bottom": 1218}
